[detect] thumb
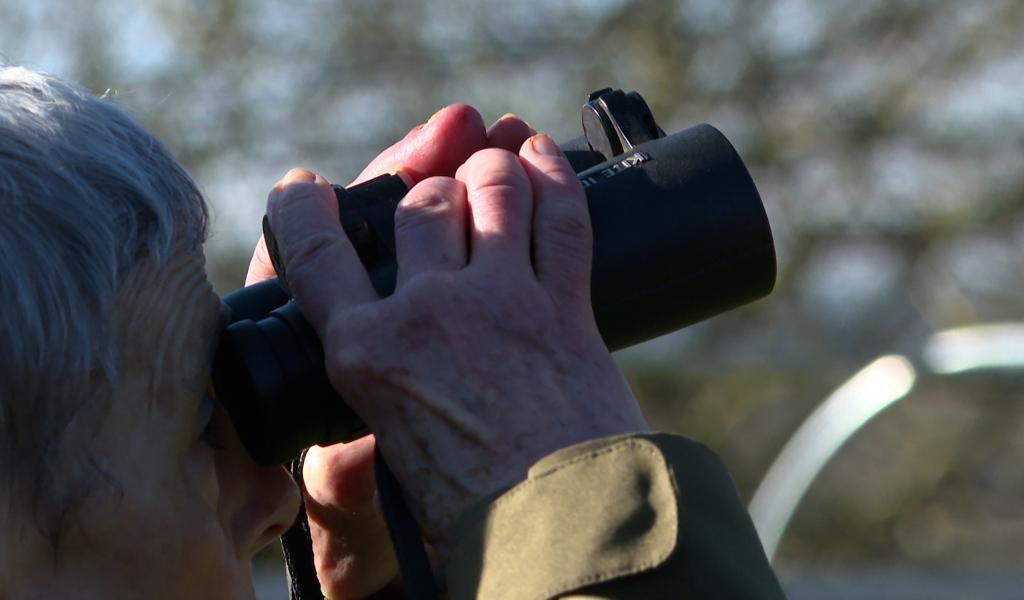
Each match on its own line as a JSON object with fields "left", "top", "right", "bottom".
{"left": 304, "top": 436, "right": 399, "bottom": 598}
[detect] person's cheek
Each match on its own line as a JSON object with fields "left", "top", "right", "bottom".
{"left": 188, "top": 440, "right": 222, "bottom": 510}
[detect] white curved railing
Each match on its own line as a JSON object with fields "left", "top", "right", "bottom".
{"left": 922, "top": 323, "right": 1024, "bottom": 374}
{"left": 749, "top": 323, "right": 1024, "bottom": 563}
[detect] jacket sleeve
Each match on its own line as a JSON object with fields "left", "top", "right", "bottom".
{"left": 444, "top": 433, "right": 787, "bottom": 600}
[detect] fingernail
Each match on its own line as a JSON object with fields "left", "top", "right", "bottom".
{"left": 282, "top": 168, "right": 316, "bottom": 184}
{"left": 529, "top": 134, "right": 559, "bottom": 157}
{"left": 427, "top": 106, "right": 447, "bottom": 125}
{"left": 386, "top": 163, "right": 414, "bottom": 188}
{"left": 499, "top": 112, "right": 536, "bottom": 134}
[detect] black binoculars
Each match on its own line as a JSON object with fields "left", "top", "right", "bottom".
{"left": 212, "top": 88, "right": 777, "bottom": 465}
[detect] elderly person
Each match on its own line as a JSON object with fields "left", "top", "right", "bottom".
{"left": 0, "top": 66, "right": 783, "bottom": 599}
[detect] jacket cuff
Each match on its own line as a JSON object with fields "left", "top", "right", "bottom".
{"left": 445, "top": 434, "right": 679, "bottom": 600}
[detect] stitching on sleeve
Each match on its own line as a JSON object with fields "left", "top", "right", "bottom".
{"left": 491, "top": 438, "right": 663, "bottom": 508}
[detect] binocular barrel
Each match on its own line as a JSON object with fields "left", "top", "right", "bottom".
{"left": 580, "top": 123, "right": 775, "bottom": 350}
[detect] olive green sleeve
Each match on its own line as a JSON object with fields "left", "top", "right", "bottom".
{"left": 445, "top": 433, "right": 786, "bottom": 600}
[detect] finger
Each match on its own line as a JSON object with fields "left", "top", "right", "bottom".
{"left": 304, "top": 435, "right": 380, "bottom": 521}
{"left": 351, "top": 104, "right": 488, "bottom": 186}
{"left": 455, "top": 148, "right": 534, "bottom": 272}
{"left": 486, "top": 113, "right": 536, "bottom": 153}
{"left": 518, "top": 134, "right": 593, "bottom": 303}
{"left": 267, "top": 168, "right": 378, "bottom": 335}
{"left": 244, "top": 234, "right": 277, "bottom": 286}
{"left": 394, "top": 177, "right": 469, "bottom": 287}
{"left": 304, "top": 436, "right": 399, "bottom": 598}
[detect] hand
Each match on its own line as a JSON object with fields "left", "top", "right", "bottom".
{"left": 265, "top": 129, "right": 649, "bottom": 568}
{"left": 245, "top": 106, "right": 538, "bottom": 598}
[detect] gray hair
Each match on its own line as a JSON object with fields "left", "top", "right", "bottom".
{"left": 0, "top": 66, "right": 208, "bottom": 543}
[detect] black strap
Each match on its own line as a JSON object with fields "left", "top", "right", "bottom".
{"left": 373, "top": 446, "right": 440, "bottom": 600}
{"left": 281, "top": 449, "right": 325, "bottom": 600}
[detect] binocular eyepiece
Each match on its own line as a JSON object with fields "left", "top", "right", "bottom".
{"left": 212, "top": 89, "right": 777, "bottom": 465}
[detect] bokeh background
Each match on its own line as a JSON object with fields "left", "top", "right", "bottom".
{"left": 5, "top": 0, "right": 1024, "bottom": 597}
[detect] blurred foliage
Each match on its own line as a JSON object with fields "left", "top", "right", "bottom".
{"left": 4, "top": 0, "right": 1024, "bottom": 575}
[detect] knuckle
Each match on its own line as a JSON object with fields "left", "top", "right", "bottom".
{"left": 461, "top": 153, "right": 531, "bottom": 216}
{"left": 397, "top": 270, "right": 457, "bottom": 309}
{"left": 282, "top": 231, "right": 345, "bottom": 275}
{"left": 463, "top": 148, "right": 528, "bottom": 189}
{"left": 404, "top": 177, "right": 458, "bottom": 207}
{"left": 324, "top": 313, "right": 376, "bottom": 375}
{"left": 538, "top": 210, "right": 593, "bottom": 275}
{"left": 394, "top": 198, "right": 446, "bottom": 232}
{"left": 539, "top": 235, "right": 591, "bottom": 269}
{"left": 394, "top": 179, "right": 460, "bottom": 232}
{"left": 546, "top": 208, "right": 593, "bottom": 246}
{"left": 470, "top": 181, "right": 524, "bottom": 207}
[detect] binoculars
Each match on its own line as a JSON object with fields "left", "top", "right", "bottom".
{"left": 212, "top": 88, "right": 777, "bottom": 465}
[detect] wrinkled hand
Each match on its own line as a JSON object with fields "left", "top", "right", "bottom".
{"left": 246, "top": 106, "right": 539, "bottom": 598}
{"left": 267, "top": 134, "right": 649, "bottom": 556}
{"left": 258, "top": 108, "right": 649, "bottom": 596}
